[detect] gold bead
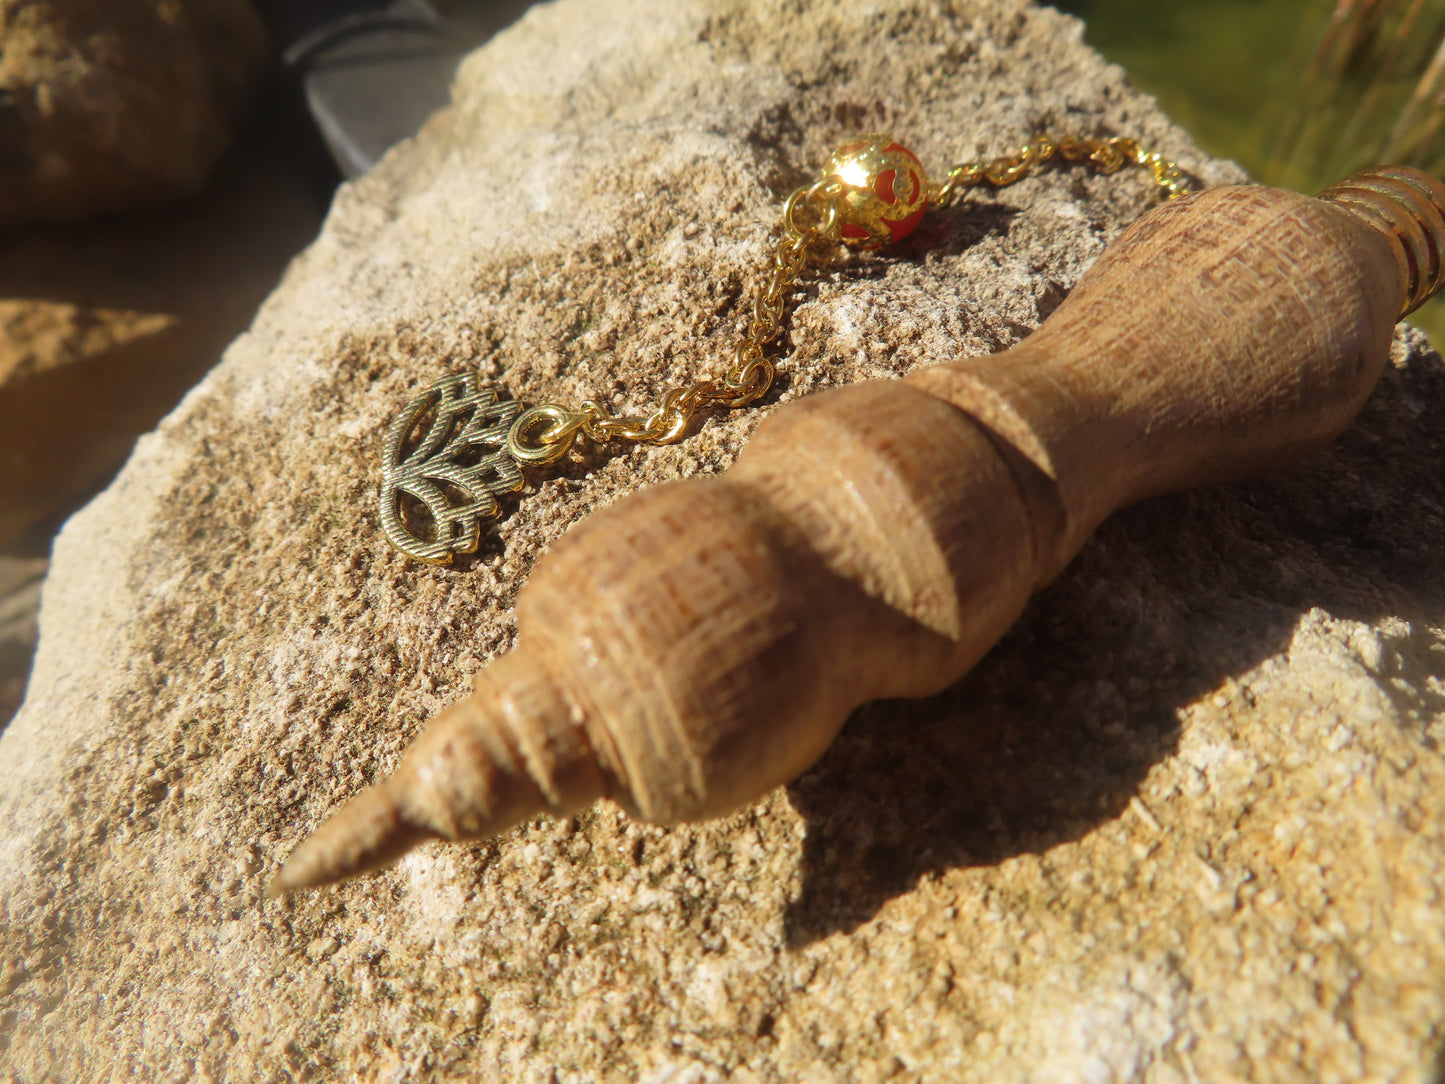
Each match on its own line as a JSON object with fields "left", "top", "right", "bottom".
{"left": 822, "top": 134, "right": 931, "bottom": 247}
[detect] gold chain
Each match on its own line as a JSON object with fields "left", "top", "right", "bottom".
{"left": 932, "top": 134, "right": 1190, "bottom": 206}
{"left": 380, "top": 132, "right": 1191, "bottom": 564}
{"left": 508, "top": 133, "right": 1189, "bottom": 460}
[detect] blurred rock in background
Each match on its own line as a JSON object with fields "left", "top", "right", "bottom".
{"left": 0, "top": 0, "right": 271, "bottom": 227}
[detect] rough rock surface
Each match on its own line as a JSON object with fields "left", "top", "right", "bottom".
{"left": 0, "top": 0, "right": 269, "bottom": 226}
{"left": 2, "top": 1, "right": 1443, "bottom": 1081}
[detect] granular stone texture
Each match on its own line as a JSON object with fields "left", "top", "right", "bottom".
{"left": 0, "top": 0, "right": 268, "bottom": 226}
{"left": 3, "top": 1, "right": 1444, "bottom": 1081}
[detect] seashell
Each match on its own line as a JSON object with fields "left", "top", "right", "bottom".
{"left": 271, "top": 166, "right": 1445, "bottom": 894}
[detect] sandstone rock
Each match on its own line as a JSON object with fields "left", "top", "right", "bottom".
{"left": 0, "top": 0, "right": 269, "bottom": 226}
{"left": 3, "top": 1, "right": 1443, "bottom": 1081}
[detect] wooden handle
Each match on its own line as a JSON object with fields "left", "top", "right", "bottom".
{"left": 272, "top": 166, "right": 1445, "bottom": 894}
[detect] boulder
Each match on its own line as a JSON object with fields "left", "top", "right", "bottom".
{"left": 0, "top": 0, "right": 269, "bottom": 226}
{"left": 3, "top": 1, "right": 1443, "bottom": 1081}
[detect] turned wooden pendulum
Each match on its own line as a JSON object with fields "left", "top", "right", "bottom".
{"left": 271, "top": 150, "right": 1445, "bottom": 894}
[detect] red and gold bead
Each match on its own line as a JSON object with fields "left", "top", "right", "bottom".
{"left": 821, "top": 135, "right": 931, "bottom": 247}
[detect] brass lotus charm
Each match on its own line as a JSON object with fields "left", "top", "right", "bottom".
{"left": 378, "top": 373, "right": 523, "bottom": 564}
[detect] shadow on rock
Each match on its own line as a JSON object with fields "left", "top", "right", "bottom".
{"left": 783, "top": 333, "right": 1445, "bottom": 945}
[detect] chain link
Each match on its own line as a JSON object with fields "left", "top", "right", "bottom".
{"left": 515, "top": 132, "right": 1189, "bottom": 458}
{"left": 932, "top": 134, "right": 1190, "bottom": 207}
